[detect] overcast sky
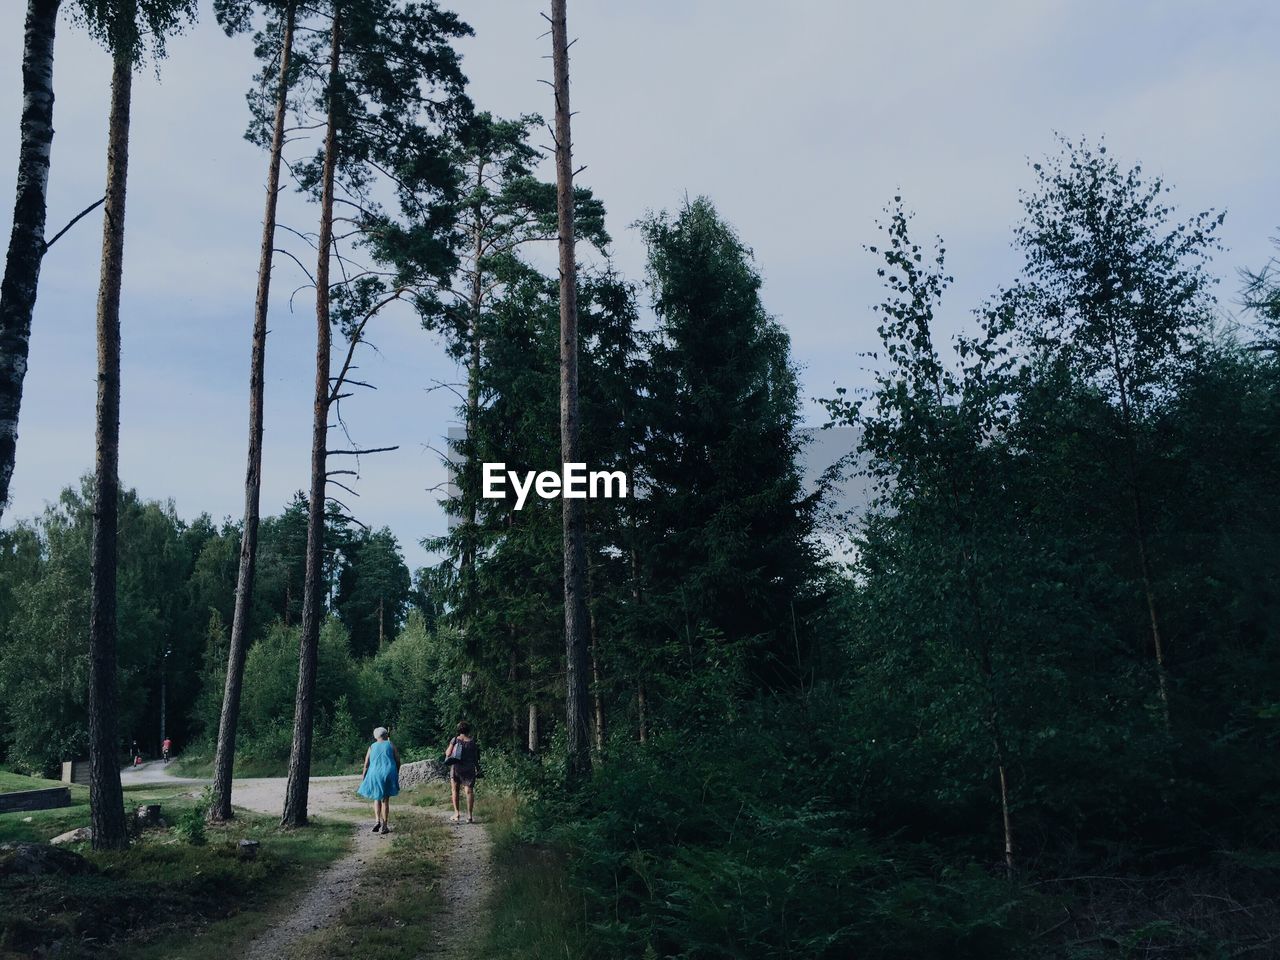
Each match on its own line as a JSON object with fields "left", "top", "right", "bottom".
{"left": 1, "top": 0, "right": 1276, "bottom": 569}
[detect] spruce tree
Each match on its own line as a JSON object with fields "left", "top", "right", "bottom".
{"left": 640, "top": 198, "right": 817, "bottom": 693}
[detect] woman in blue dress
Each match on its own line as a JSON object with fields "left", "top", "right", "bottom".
{"left": 357, "top": 726, "right": 401, "bottom": 834}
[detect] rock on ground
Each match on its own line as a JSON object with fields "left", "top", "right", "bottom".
{"left": 0, "top": 841, "right": 96, "bottom": 877}
{"left": 48, "top": 826, "right": 92, "bottom": 846}
{"left": 398, "top": 759, "right": 446, "bottom": 789}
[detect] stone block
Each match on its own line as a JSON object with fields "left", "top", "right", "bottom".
{"left": 0, "top": 786, "right": 71, "bottom": 814}
{"left": 398, "top": 759, "right": 446, "bottom": 788}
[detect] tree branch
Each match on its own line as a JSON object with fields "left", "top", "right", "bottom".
{"left": 328, "top": 445, "right": 400, "bottom": 456}
{"left": 44, "top": 196, "right": 106, "bottom": 250}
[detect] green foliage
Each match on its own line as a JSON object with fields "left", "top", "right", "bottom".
{"left": 473, "top": 140, "right": 1280, "bottom": 960}
{"left": 1241, "top": 235, "right": 1280, "bottom": 353}
{"left": 533, "top": 704, "right": 1027, "bottom": 960}
{"left": 639, "top": 197, "right": 820, "bottom": 691}
{"left": 189, "top": 609, "right": 230, "bottom": 741}
{"left": 1012, "top": 136, "right": 1222, "bottom": 413}
{"left": 235, "top": 618, "right": 360, "bottom": 764}
{"left": 173, "top": 789, "right": 210, "bottom": 846}
{"left": 356, "top": 611, "right": 459, "bottom": 748}
{"left": 70, "top": 0, "right": 198, "bottom": 64}
{"left": 334, "top": 527, "right": 412, "bottom": 657}
{"left": 0, "top": 482, "right": 233, "bottom": 773}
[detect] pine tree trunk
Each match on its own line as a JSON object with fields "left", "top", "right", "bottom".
{"left": 460, "top": 163, "right": 484, "bottom": 657}
{"left": 87, "top": 51, "right": 132, "bottom": 853}
{"left": 282, "top": 6, "right": 339, "bottom": 829}
{"left": 0, "top": 0, "right": 60, "bottom": 522}
{"left": 551, "top": 0, "right": 591, "bottom": 782}
{"left": 210, "top": 1, "right": 296, "bottom": 824}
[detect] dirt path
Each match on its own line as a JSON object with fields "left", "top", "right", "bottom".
{"left": 119, "top": 768, "right": 389, "bottom": 960}
{"left": 118, "top": 759, "right": 208, "bottom": 786}
{"left": 121, "top": 764, "right": 495, "bottom": 958}
{"left": 237, "top": 780, "right": 496, "bottom": 959}
{"left": 416, "top": 807, "right": 495, "bottom": 958}
{"left": 221, "top": 776, "right": 384, "bottom": 960}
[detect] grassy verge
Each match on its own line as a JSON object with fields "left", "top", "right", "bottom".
{"left": 1, "top": 788, "right": 349, "bottom": 960}
{"left": 0, "top": 776, "right": 184, "bottom": 845}
{"left": 458, "top": 784, "right": 591, "bottom": 960}
{"left": 0, "top": 768, "right": 89, "bottom": 798}
{"left": 291, "top": 790, "right": 450, "bottom": 959}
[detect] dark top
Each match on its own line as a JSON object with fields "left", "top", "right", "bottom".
{"left": 450, "top": 735, "right": 480, "bottom": 768}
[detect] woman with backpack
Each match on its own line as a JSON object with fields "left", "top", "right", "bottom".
{"left": 444, "top": 721, "right": 480, "bottom": 823}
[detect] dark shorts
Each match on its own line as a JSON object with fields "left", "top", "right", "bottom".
{"left": 450, "top": 764, "right": 477, "bottom": 788}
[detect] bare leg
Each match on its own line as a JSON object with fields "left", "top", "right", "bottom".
{"left": 383, "top": 797, "right": 391, "bottom": 829}
{"left": 465, "top": 784, "right": 475, "bottom": 821}
{"left": 450, "top": 778, "right": 461, "bottom": 820}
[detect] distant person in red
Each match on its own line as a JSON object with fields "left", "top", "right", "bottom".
{"left": 161, "top": 737, "right": 172, "bottom": 762}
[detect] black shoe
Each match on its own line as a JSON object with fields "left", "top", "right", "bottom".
{"left": 372, "top": 822, "right": 381, "bottom": 833}
{"left": 380, "top": 823, "right": 391, "bottom": 835}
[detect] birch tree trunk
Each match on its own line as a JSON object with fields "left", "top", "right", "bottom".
{"left": 551, "top": 0, "right": 591, "bottom": 781}
{"left": 282, "top": 5, "right": 340, "bottom": 828}
{"left": 0, "top": 0, "right": 61, "bottom": 521}
{"left": 210, "top": 1, "right": 297, "bottom": 823}
{"left": 88, "top": 51, "right": 132, "bottom": 852}
{"left": 1109, "top": 345, "right": 1171, "bottom": 727}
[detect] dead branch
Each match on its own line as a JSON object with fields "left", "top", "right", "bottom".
{"left": 327, "top": 445, "right": 400, "bottom": 456}
{"left": 328, "top": 288, "right": 408, "bottom": 404}
{"left": 328, "top": 478, "right": 360, "bottom": 498}
{"left": 424, "top": 379, "right": 467, "bottom": 403}
{"left": 44, "top": 196, "right": 106, "bottom": 250}
{"left": 277, "top": 223, "right": 319, "bottom": 248}
{"left": 274, "top": 247, "right": 317, "bottom": 285}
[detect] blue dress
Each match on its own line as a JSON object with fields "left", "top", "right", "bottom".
{"left": 357, "top": 739, "right": 400, "bottom": 800}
